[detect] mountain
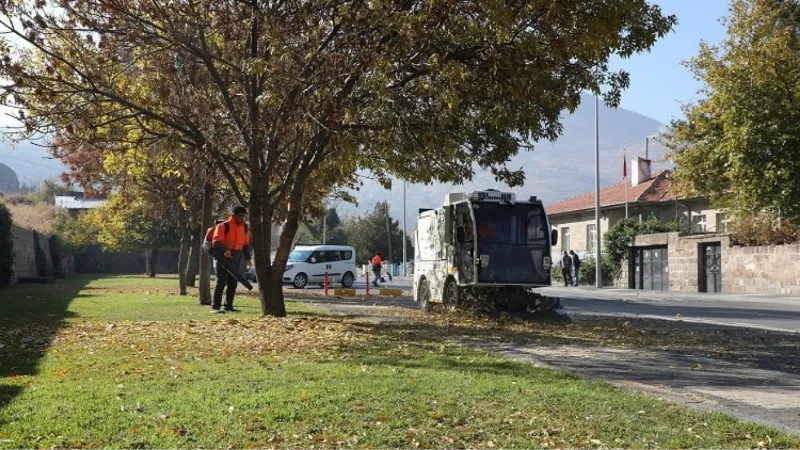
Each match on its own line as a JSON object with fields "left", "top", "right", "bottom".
{"left": 0, "top": 140, "right": 65, "bottom": 187}
{"left": 342, "top": 93, "right": 671, "bottom": 225}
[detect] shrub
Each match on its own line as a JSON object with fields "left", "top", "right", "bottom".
{"left": 728, "top": 213, "right": 800, "bottom": 246}
{"left": 604, "top": 217, "right": 679, "bottom": 278}
{"left": 49, "top": 235, "right": 64, "bottom": 277}
{"left": 32, "top": 231, "right": 51, "bottom": 278}
{"left": 551, "top": 264, "right": 563, "bottom": 283}
{"left": 0, "top": 203, "right": 14, "bottom": 285}
{"left": 578, "top": 254, "right": 617, "bottom": 286}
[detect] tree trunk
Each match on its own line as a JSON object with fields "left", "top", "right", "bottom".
{"left": 177, "top": 224, "right": 191, "bottom": 295}
{"left": 186, "top": 226, "right": 201, "bottom": 288}
{"left": 198, "top": 182, "right": 214, "bottom": 305}
{"left": 146, "top": 247, "right": 160, "bottom": 278}
{"left": 251, "top": 183, "right": 309, "bottom": 317}
{"left": 251, "top": 198, "right": 287, "bottom": 317}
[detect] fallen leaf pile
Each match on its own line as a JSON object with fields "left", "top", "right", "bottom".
{"left": 49, "top": 317, "right": 354, "bottom": 358}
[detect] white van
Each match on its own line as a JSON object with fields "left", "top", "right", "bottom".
{"left": 283, "top": 245, "right": 357, "bottom": 289}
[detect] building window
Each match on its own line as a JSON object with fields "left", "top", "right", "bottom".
{"left": 587, "top": 224, "right": 597, "bottom": 253}
{"left": 645, "top": 210, "right": 660, "bottom": 221}
{"left": 716, "top": 213, "right": 729, "bottom": 233}
{"left": 692, "top": 214, "right": 707, "bottom": 233}
{"left": 560, "top": 227, "right": 570, "bottom": 252}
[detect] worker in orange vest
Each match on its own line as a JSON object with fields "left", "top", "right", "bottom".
{"left": 371, "top": 252, "right": 383, "bottom": 287}
{"left": 210, "top": 205, "right": 252, "bottom": 313}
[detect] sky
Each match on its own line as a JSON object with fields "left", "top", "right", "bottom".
{"left": 609, "top": 0, "right": 730, "bottom": 124}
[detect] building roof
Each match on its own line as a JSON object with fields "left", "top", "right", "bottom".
{"left": 55, "top": 196, "right": 108, "bottom": 210}
{"left": 546, "top": 170, "right": 674, "bottom": 216}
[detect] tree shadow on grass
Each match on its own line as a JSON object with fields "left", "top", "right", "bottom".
{"left": 0, "top": 275, "right": 94, "bottom": 415}
{"left": 319, "top": 313, "right": 800, "bottom": 389}
{"left": 316, "top": 319, "right": 582, "bottom": 380}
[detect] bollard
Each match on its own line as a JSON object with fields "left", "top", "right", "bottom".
{"left": 324, "top": 272, "right": 329, "bottom": 296}
{"left": 365, "top": 271, "right": 369, "bottom": 296}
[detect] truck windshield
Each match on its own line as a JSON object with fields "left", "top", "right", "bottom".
{"left": 473, "top": 203, "right": 548, "bottom": 246}
{"left": 471, "top": 202, "right": 550, "bottom": 285}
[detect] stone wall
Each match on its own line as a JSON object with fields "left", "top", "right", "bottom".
{"left": 723, "top": 243, "right": 800, "bottom": 295}
{"left": 631, "top": 231, "right": 800, "bottom": 295}
{"left": 9, "top": 225, "right": 76, "bottom": 284}
{"left": 10, "top": 225, "right": 53, "bottom": 283}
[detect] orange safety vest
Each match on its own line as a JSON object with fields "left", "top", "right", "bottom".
{"left": 212, "top": 218, "right": 250, "bottom": 251}
{"left": 371, "top": 255, "right": 382, "bottom": 266}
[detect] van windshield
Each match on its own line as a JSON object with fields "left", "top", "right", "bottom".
{"left": 288, "top": 250, "right": 313, "bottom": 263}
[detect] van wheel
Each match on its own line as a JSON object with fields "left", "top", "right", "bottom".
{"left": 292, "top": 273, "right": 308, "bottom": 289}
{"left": 417, "top": 278, "right": 432, "bottom": 312}
{"left": 443, "top": 279, "right": 459, "bottom": 312}
{"left": 341, "top": 272, "right": 355, "bottom": 288}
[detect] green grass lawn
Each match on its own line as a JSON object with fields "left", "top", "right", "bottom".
{"left": 0, "top": 276, "right": 797, "bottom": 449}
{"left": 0, "top": 275, "right": 319, "bottom": 323}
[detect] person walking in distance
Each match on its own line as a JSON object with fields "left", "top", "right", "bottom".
{"left": 569, "top": 250, "right": 581, "bottom": 287}
{"left": 210, "top": 206, "right": 252, "bottom": 313}
{"left": 371, "top": 252, "right": 383, "bottom": 287}
{"left": 561, "top": 251, "right": 573, "bottom": 287}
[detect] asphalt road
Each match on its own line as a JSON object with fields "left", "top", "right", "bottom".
{"left": 539, "top": 286, "right": 800, "bottom": 333}
{"left": 273, "top": 273, "right": 800, "bottom": 333}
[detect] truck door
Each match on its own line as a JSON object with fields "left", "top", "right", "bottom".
{"left": 454, "top": 203, "right": 476, "bottom": 284}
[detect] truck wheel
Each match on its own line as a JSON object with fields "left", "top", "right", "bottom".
{"left": 417, "top": 278, "right": 432, "bottom": 312}
{"left": 443, "top": 279, "right": 459, "bottom": 312}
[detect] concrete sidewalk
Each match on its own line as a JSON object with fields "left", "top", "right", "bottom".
{"left": 486, "top": 342, "right": 800, "bottom": 435}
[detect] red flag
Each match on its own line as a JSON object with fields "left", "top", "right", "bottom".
{"left": 623, "top": 150, "right": 627, "bottom": 179}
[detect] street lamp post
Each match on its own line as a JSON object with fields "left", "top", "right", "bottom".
{"left": 402, "top": 182, "right": 407, "bottom": 277}
{"left": 594, "top": 94, "right": 602, "bottom": 288}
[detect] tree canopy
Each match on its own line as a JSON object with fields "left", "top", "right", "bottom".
{"left": 90, "top": 195, "right": 181, "bottom": 254}
{"left": 295, "top": 208, "right": 349, "bottom": 246}
{"left": 0, "top": 0, "right": 675, "bottom": 316}
{"left": 344, "top": 202, "right": 413, "bottom": 265}
{"left": 663, "top": 0, "right": 800, "bottom": 224}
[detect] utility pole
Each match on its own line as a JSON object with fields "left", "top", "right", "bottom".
{"left": 594, "top": 94, "right": 602, "bottom": 288}
{"left": 322, "top": 211, "right": 327, "bottom": 244}
{"left": 385, "top": 203, "right": 393, "bottom": 268}
{"left": 402, "top": 182, "right": 407, "bottom": 276}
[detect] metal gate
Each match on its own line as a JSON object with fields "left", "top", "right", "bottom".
{"left": 634, "top": 246, "right": 668, "bottom": 291}
{"left": 702, "top": 243, "right": 722, "bottom": 293}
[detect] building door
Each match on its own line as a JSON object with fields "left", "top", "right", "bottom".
{"left": 701, "top": 243, "right": 722, "bottom": 293}
{"left": 634, "top": 246, "right": 668, "bottom": 291}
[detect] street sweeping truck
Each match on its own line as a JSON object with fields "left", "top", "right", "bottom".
{"left": 413, "top": 190, "right": 560, "bottom": 313}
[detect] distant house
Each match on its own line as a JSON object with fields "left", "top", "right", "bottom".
{"left": 55, "top": 195, "right": 108, "bottom": 217}
{"left": 546, "top": 157, "right": 727, "bottom": 256}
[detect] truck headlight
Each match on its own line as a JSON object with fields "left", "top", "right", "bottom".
{"left": 543, "top": 257, "right": 552, "bottom": 271}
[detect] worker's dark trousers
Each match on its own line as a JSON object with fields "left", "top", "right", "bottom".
{"left": 213, "top": 253, "right": 242, "bottom": 309}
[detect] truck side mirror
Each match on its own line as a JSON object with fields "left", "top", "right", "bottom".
{"left": 456, "top": 226, "right": 466, "bottom": 243}
{"left": 551, "top": 229, "right": 558, "bottom": 246}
